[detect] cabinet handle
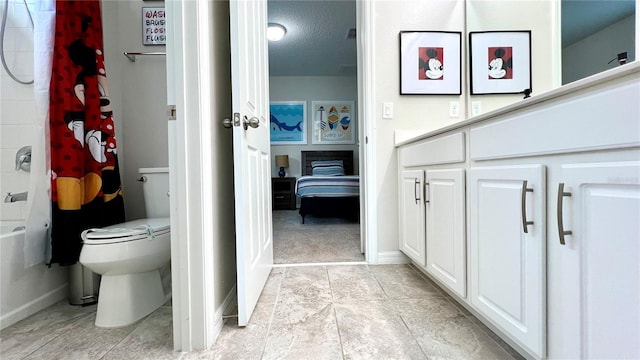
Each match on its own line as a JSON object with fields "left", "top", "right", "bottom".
{"left": 414, "top": 179, "right": 420, "bottom": 204}
{"left": 521, "top": 180, "right": 534, "bottom": 233}
{"left": 557, "top": 183, "right": 572, "bottom": 245}
{"left": 424, "top": 182, "right": 430, "bottom": 204}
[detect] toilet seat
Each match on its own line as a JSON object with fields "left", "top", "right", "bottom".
{"left": 82, "top": 218, "right": 170, "bottom": 245}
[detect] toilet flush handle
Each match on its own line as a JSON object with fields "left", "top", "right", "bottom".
{"left": 137, "top": 176, "right": 147, "bottom": 182}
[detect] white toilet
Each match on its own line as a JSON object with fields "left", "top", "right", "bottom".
{"left": 79, "top": 167, "right": 171, "bottom": 328}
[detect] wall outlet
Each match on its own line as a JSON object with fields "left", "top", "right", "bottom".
{"left": 471, "top": 101, "right": 482, "bottom": 116}
{"left": 383, "top": 102, "right": 394, "bottom": 119}
{"left": 449, "top": 101, "right": 459, "bottom": 118}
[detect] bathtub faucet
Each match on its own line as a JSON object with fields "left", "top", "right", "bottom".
{"left": 4, "top": 192, "right": 28, "bottom": 203}
{"left": 15, "top": 146, "right": 32, "bottom": 172}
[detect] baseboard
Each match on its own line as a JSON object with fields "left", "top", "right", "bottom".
{"left": 211, "top": 285, "right": 237, "bottom": 341}
{"left": 0, "top": 283, "right": 68, "bottom": 330}
{"left": 376, "top": 251, "right": 411, "bottom": 265}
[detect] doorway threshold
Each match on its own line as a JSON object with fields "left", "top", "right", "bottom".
{"left": 273, "top": 261, "right": 367, "bottom": 268}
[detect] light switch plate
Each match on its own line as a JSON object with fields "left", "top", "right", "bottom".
{"left": 383, "top": 102, "right": 394, "bottom": 119}
{"left": 472, "top": 101, "right": 482, "bottom": 116}
{"left": 449, "top": 101, "right": 459, "bottom": 118}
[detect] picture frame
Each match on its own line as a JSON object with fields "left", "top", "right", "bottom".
{"left": 311, "top": 101, "right": 356, "bottom": 145}
{"left": 399, "top": 31, "right": 462, "bottom": 95}
{"left": 469, "top": 31, "right": 532, "bottom": 95}
{"left": 270, "top": 101, "right": 307, "bottom": 145}
{"left": 142, "top": 7, "right": 166, "bottom": 45}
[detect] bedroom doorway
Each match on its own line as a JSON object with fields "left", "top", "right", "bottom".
{"left": 268, "top": 0, "right": 364, "bottom": 265}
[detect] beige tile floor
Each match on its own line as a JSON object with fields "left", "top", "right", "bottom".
{"left": 2, "top": 264, "right": 523, "bottom": 359}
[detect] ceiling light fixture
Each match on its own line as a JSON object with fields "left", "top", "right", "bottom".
{"left": 267, "top": 23, "right": 287, "bottom": 41}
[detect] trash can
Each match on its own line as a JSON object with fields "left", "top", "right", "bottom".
{"left": 68, "top": 262, "right": 100, "bottom": 306}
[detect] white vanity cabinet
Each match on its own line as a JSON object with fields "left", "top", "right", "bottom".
{"left": 467, "top": 66, "right": 639, "bottom": 359}
{"left": 399, "top": 169, "right": 426, "bottom": 266}
{"left": 396, "top": 64, "right": 639, "bottom": 360}
{"left": 398, "top": 133, "right": 467, "bottom": 296}
{"left": 425, "top": 168, "right": 466, "bottom": 297}
{"left": 551, "top": 161, "right": 640, "bottom": 359}
{"left": 468, "top": 164, "right": 546, "bottom": 358}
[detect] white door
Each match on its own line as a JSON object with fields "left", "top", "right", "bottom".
{"left": 425, "top": 168, "right": 466, "bottom": 297}
{"left": 469, "top": 165, "right": 546, "bottom": 358}
{"left": 399, "top": 169, "right": 426, "bottom": 266}
{"left": 555, "top": 161, "right": 640, "bottom": 359}
{"left": 230, "top": 0, "right": 273, "bottom": 327}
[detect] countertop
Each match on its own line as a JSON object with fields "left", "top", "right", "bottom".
{"left": 395, "top": 61, "right": 640, "bottom": 147}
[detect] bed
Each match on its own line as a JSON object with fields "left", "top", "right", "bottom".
{"left": 296, "top": 150, "right": 360, "bottom": 224}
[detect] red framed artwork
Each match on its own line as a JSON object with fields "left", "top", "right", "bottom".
{"left": 400, "top": 31, "right": 462, "bottom": 95}
{"left": 469, "top": 31, "right": 532, "bottom": 95}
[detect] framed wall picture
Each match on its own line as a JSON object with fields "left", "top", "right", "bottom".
{"left": 311, "top": 101, "right": 355, "bottom": 144}
{"left": 399, "top": 31, "right": 462, "bottom": 95}
{"left": 469, "top": 31, "right": 532, "bottom": 95}
{"left": 270, "top": 101, "right": 307, "bottom": 145}
{"left": 142, "top": 7, "right": 166, "bottom": 45}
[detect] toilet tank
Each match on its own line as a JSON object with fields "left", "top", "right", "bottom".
{"left": 139, "top": 167, "right": 170, "bottom": 218}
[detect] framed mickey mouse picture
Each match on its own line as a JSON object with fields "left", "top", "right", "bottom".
{"left": 399, "top": 31, "right": 462, "bottom": 95}
{"left": 469, "top": 31, "right": 532, "bottom": 95}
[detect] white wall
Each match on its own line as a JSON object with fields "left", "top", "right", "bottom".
{"left": 370, "top": 0, "right": 557, "bottom": 253}
{"left": 269, "top": 75, "right": 358, "bottom": 178}
{"left": 563, "top": 15, "right": 636, "bottom": 84}
{"left": 102, "top": 0, "right": 168, "bottom": 221}
{"left": 0, "top": 0, "right": 35, "bottom": 220}
{"left": 372, "top": 0, "right": 466, "bottom": 253}
{"left": 466, "top": 0, "right": 560, "bottom": 114}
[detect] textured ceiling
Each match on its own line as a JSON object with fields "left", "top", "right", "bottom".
{"left": 267, "top": 0, "right": 357, "bottom": 77}
{"left": 267, "top": 0, "right": 636, "bottom": 77}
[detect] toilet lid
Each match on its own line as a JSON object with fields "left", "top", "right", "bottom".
{"left": 82, "top": 218, "right": 170, "bottom": 244}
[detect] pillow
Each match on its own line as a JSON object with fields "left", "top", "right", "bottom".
{"left": 311, "top": 160, "right": 345, "bottom": 176}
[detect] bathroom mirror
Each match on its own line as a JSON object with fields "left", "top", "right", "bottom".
{"left": 561, "top": 0, "right": 636, "bottom": 84}
{"left": 466, "top": 0, "right": 636, "bottom": 114}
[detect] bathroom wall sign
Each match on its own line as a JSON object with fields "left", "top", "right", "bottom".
{"left": 142, "top": 7, "right": 166, "bottom": 45}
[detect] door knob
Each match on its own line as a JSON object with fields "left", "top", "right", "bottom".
{"left": 243, "top": 116, "right": 260, "bottom": 130}
{"left": 222, "top": 118, "right": 233, "bottom": 129}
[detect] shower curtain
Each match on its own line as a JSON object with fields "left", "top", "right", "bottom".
{"left": 48, "top": 0, "right": 125, "bottom": 265}
{"left": 25, "top": 0, "right": 56, "bottom": 267}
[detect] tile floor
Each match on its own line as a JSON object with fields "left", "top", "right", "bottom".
{"left": 2, "top": 264, "right": 523, "bottom": 360}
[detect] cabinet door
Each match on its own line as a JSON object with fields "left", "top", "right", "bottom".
{"left": 555, "top": 162, "right": 639, "bottom": 359}
{"left": 469, "top": 165, "right": 546, "bottom": 358}
{"left": 425, "top": 168, "right": 466, "bottom": 297}
{"left": 399, "top": 169, "right": 426, "bottom": 266}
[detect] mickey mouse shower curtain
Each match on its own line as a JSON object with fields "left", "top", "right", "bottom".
{"left": 49, "top": 0, "right": 124, "bottom": 265}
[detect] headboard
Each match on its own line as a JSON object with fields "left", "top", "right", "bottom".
{"left": 301, "top": 151, "right": 354, "bottom": 176}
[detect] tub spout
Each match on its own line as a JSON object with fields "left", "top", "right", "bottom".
{"left": 4, "top": 192, "right": 28, "bottom": 203}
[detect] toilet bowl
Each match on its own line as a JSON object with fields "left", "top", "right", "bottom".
{"left": 79, "top": 167, "right": 171, "bottom": 328}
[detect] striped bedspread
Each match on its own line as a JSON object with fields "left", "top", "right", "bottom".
{"left": 295, "top": 175, "right": 360, "bottom": 197}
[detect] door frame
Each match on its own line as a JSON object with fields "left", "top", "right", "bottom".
{"left": 166, "top": 0, "right": 222, "bottom": 351}
{"left": 358, "top": 0, "right": 377, "bottom": 263}
{"left": 167, "top": 0, "right": 378, "bottom": 351}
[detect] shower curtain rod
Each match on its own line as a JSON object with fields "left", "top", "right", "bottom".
{"left": 123, "top": 51, "right": 166, "bottom": 62}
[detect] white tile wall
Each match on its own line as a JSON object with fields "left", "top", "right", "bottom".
{"left": 0, "top": 0, "right": 36, "bottom": 221}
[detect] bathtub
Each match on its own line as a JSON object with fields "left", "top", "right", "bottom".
{"left": 1, "top": 222, "right": 68, "bottom": 330}
{"left": 0, "top": 221, "right": 25, "bottom": 234}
